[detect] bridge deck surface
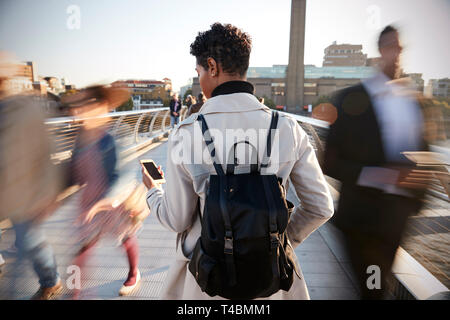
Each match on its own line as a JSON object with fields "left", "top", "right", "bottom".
{"left": 0, "top": 139, "right": 361, "bottom": 300}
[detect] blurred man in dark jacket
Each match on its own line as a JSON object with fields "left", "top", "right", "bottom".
{"left": 323, "top": 26, "right": 430, "bottom": 299}
{"left": 169, "top": 93, "right": 182, "bottom": 127}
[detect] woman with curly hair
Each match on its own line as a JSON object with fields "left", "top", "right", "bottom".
{"left": 143, "top": 23, "right": 333, "bottom": 300}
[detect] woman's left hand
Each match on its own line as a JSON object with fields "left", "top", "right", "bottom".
{"left": 142, "top": 165, "right": 164, "bottom": 190}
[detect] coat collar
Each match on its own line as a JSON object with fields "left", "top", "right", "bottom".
{"left": 211, "top": 80, "right": 254, "bottom": 97}
{"left": 196, "top": 80, "right": 269, "bottom": 115}
{"left": 199, "top": 90, "right": 270, "bottom": 116}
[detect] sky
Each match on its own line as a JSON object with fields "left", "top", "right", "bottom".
{"left": 0, "top": 0, "right": 449, "bottom": 92}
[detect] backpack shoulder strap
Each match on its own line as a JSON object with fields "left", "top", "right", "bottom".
{"left": 197, "top": 114, "right": 237, "bottom": 285}
{"left": 261, "top": 111, "right": 279, "bottom": 171}
{"left": 197, "top": 114, "right": 225, "bottom": 176}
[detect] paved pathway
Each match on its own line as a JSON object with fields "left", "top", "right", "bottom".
{"left": 0, "top": 140, "right": 359, "bottom": 300}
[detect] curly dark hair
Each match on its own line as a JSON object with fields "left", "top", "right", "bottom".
{"left": 190, "top": 23, "right": 252, "bottom": 77}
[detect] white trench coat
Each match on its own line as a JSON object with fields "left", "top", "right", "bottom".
{"left": 146, "top": 92, "right": 334, "bottom": 300}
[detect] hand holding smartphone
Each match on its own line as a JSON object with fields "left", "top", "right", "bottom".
{"left": 141, "top": 159, "right": 165, "bottom": 189}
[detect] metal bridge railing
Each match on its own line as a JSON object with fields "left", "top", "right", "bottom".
{"left": 46, "top": 107, "right": 447, "bottom": 201}
{"left": 278, "top": 112, "right": 329, "bottom": 165}
{"left": 46, "top": 107, "right": 188, "bottom": 163}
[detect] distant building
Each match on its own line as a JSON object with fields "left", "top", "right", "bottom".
{"left": 192, "top": 64, "right": 376, "bottom": 107}
{"left": 366, "top": 57, "right": 382, "bottom": 68}
{"left": 112, "top": 79, "right": 172, "bottom": 110}
{"left": 15, "top": 61, "right": 38, "bottom": 82}
{"left": 2, "top": 61, "right": 37, "bottom": 95}
{"left": 180, "top": 83, "right": 192, "bottom": 100}
{"left": 3, "top": 77, "right": 33, "bottom": 95}
{"left": 323, "top": 42, "right": 367, "bottom": 67}
{"left": 401, "top": 73, "right": 424, "bottom": 93}
{"left": 427, "top": 78, "right": 450, "bottom": 98}
{"left": 162, "top": 78, "right": 172, "bottom": 92}
{"left": 32, "top": 80, "right": 48, "bottom": 95}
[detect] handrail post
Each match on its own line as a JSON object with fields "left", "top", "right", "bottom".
{"left": 162, "top": 110, "right": 170, "bottom": 132}
{"left": 148, "top": 111, "right": 160, "bottom": 136}
{"left": 112, "top": 115, "right": 126, "bottom": 137}
{"left": 302, "top": 122, "right": 324, "bottom": 163}
{"left": 134, "top": 113, "right": 146, "bottom": 143}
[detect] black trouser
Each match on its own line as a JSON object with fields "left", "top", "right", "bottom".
{"left": 341, "top": 194, "right": 421, "bottom": 299}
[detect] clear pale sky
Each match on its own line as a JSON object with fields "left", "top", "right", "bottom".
{"left": 0, "top": 0, "right": 449, "bottom": 91}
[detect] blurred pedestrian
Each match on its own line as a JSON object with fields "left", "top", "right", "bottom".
{"left": 0, "top": 228, "right": 5, "bottom": 274}
{"left": 169, "top": 93, "right": 182, "bottom": 127}
{"left": 323, "top": 25, "right": 431, "bottom": 299}
{"left": 63, "top": 85, "right": 147, "bottom": 298}
{"left": 184, "top": 94, "right": 196, "bottom": 110}
{"left": 186, "top": 92, "right": 206, "bottom": 117}
{"left": 0, "top": 51, "right": 64, "bottom": 299}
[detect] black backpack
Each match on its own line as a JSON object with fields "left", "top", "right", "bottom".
{"left": 188, "top": 111, "right": 300, "bottom": 300}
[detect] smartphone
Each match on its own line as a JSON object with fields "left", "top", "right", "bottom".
{"left": 140, "top": 160, "right": 165, "bottom": 183}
